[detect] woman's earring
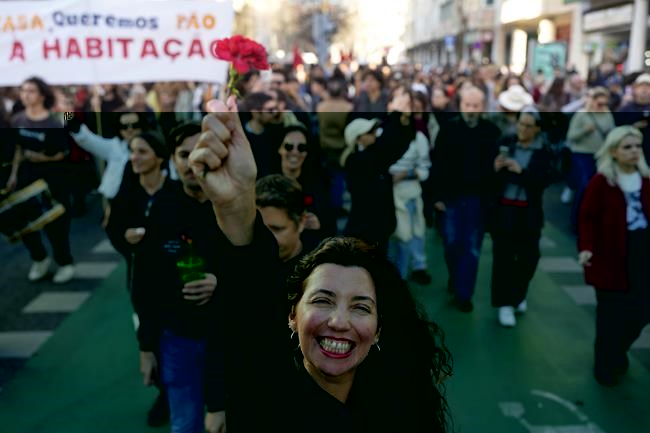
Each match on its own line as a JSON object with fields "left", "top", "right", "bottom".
{"left": 374, "top": 339, "right": 380, "bottom": 352}
{"left": 289, "top": 321, "right": 299, "bottom": 348}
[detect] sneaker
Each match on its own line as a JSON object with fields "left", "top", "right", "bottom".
{"left": 560, "top": 187, "right": 573, "bottom": 204}
{"left": 53, "top": 264, "right": 75, "bottom": 284}
{"left": 147, "top": 391, "right": 170, "bottom": 428}
{"left": 410, "top": 270, "right": 432, "bottom": 285}
{"left": 516, "top": 300, "right": 527, "bottom": 315}
{"left": 452, "top": 297, "right": 474, "bottom": 313}
{"left": 498, "top": 306, "right": 517, "bottom": 327}
{"left": 28, "top": 258, "right": 51, "bottom": 281}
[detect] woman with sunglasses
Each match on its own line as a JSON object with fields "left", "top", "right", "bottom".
{"left": 276, "top": 124, "right": 337, "bottom": 242}
{"left": 567, "top": 87, "right": 615, "bottom": 233}
{"left": 66, "top": 110, "right": 154, "bottom": 225}
{"left": 578, "top": 126, "right": 650, "bottom": 387}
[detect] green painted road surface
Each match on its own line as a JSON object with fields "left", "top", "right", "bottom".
{"left": 0, "top": 225, "right": 649, "bottom": 433}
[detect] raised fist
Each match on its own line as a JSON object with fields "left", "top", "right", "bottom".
{"left": 189, "top": 96, "right": 257, "bottom": 208}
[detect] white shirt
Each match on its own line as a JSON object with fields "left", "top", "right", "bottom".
{"left": 617, "top": 170, "right": 648, "bottom": 231}
{"left": 72, "top": 124, "right": 129, "bottom": 199}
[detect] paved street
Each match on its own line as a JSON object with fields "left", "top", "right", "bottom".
{"left": 0, "top": 194, "right": 121, "bottom": 387}
{"left": 0, "top": 186, "right": 649, "bottom": 432}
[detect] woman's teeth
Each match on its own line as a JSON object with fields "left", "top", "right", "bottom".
{"left": 319, "top": 338, "right": 352, "bottom": 354}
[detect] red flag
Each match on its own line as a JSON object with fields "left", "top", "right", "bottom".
{"left": 292, "top": 44, "right": 303, "bottom": 70}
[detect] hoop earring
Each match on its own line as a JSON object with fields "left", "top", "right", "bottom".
{"left": 290, "top": 331, "right": 300, "bottom": 349}
{"left": 374, "top": 343, "right": 381, "bottom": 353}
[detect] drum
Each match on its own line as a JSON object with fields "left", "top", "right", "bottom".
{"left": 0, "top": 179, "right": 66, "bottom": 244}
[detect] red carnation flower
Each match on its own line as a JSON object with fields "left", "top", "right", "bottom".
{"left": 304, "top": 195, "right": 314, "bottom": 206}
{"left": 214, "top": 35, "right": 269, "bottom": 75}
{"left": 214, "top": 35, "right": 269, "bottom": 99}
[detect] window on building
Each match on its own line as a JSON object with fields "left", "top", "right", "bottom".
{"left": 440, "top": 0, "right": 453, "bottom": 21}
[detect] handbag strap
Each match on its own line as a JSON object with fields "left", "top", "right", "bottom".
{"left": 588, "top": 113, "right": 611, "bottom": 140}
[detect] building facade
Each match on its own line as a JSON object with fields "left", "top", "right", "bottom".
{"left": 582, "top": 0, "right": 650, "bottom": 72}
{"left": 405, "top": 0, "right": 594, "bottom": 76}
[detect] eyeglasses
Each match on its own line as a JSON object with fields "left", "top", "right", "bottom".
{"left": 518, "top": 122, "right": 536, "bottom": 129}
{"left": 120, "top": 122, "right": 141, "bottom": 130}
{"left": 284, "top": 142, "right": 308, "bottom": 153}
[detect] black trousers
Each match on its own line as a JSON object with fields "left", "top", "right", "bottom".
{"left": 491, "top": 207, "right": 541, "bottom": 308}
{"left": 595, "top": 229, "right": 650, "bottom": 374}
{"left": 22, "top": 181, "right": 73, "bottom": 266}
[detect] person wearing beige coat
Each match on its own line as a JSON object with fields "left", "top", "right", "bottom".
{"left": 389, "top": 131, "right": 431, "bottom": 283}
{"left": 567, "top": 87, "right": 615, "bottom": 232}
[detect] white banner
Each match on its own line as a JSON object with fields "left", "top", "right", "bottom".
{"left": 0, "top": 0, "right": 234, "bottom": 86}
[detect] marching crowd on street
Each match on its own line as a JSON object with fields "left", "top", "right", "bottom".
{"left": 1, "top": 60, "right": 649, "bottom": 433}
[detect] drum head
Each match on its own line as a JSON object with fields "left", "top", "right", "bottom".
{"left": 8, "top": 203, "right": 66, "bottom": 244}
{"left": 0, "top": 180, "right": 49, "bottom": 214}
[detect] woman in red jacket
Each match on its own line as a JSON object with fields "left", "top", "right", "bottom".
{"left": 578, "top": 125, "right": 650, "bottom": 387}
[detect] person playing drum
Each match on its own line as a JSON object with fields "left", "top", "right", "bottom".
{"left": 5, "top": 76, "right": 75, "bottom": 284}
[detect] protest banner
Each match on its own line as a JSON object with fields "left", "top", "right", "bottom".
{"left": 0, "top": 0, "right": 234, "bottom": 85}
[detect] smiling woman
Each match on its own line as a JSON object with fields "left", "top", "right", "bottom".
{"left": 216, "top": 232, "right": 453, "bottom": 433}
{"left": 197, "top": 98, "right": 451, "bottom": 433}
{"left": 287, "top": 238, "right": 453, "bottom": 421}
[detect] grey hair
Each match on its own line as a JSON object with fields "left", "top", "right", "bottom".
{"left": 459, "top": 85, "right": 486, "bottom": 103}
{"left": 595, "top": 126, "right": 649, "bottom": 185}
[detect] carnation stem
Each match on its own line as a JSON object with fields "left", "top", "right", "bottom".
{"left": 225, "top": 65, "right": 241, "bottom": 99}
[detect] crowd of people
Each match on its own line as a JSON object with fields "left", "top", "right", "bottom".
{"left": 0, "top": 59, "right": 649, "bottom": 432}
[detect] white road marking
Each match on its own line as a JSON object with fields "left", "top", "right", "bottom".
{"left": 499, "top": 390, "right": 607, "bottom": 433}
{"left": 0, "top": 331, "right": 53, "bottom": 358}
{"left": 73, "top": 262, "right": 118, "bottom": 279}
{"left": 22, "top": 292, "right": 91, "bottom": 314}
{"left": 539, "top": 257, "right": 583, "bottom": 273}
{"left": 91, "top": 239, "right": 117, "bottom": 254}
{"left": 561, "top": 286, "right": 597, "bottom": 306}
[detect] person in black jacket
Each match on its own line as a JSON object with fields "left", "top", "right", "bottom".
{"left": 430, "top": 86, "right": 501, "bottom": 312}
{"left": 490, "top": 108, "right": 555, "bottom": 328}
{"left": 189, "top": 95, "right": 453, "bottom": 433}
{"left": 341, "top": 92, "right": 416, "bottom": 253}
{"left": 107, "top": 124, "right": 223, "bottom": 433}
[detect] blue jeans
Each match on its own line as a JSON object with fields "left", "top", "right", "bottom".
{"left": 570, "top": 153, "right": 597, "bottom": 231}
{"left": 439, "top": 197, "right": 485, "bottom": 302}
{"left": 390, "top": 199, "right": 427, "bottom": 279}
{"left": 160, "top": 330, "right": 207, "bottom": 433}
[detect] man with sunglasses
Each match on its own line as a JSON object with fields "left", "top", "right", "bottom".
{"left": 241, "top": 92, "right": 284, "bottom": 179}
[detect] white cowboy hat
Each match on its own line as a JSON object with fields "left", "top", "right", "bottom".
{"left": 344, "top": 118, "right": 380, "bottom": 147}
{"left": 498, "top": 85, "right": 534, "bottom": 112}
{"left": 634, "top": 73, "right": 650, "bottom": 85}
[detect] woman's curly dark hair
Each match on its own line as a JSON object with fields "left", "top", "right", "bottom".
{"left": 287, "top": 237, "right": 453, "bottom": 433}
{"left": 22, "top": 76, "right": 55, "bottom": 110}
